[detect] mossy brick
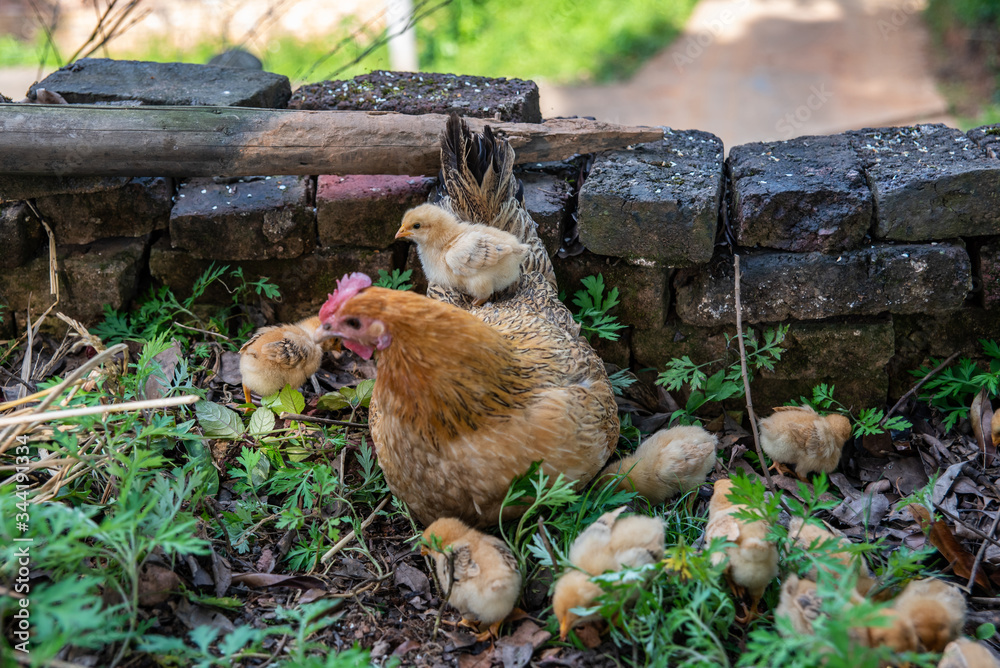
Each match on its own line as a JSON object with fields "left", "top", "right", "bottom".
{"left": 674, "top": 244, "right": 972, "bottom": 326}
{"left": 967, "top": 124, "right": 1000, "bottom": 159}
{"left": 519, "top": 172, "right": 570, "bottom": 258}
{"left": 28, "top": 58, "right": 291, "bottom": 108}
{"left": 149, "top": 237, "right": 392, "bottom": 323}
{"left": 982, "top": 239, "right": 1000, "bottom": 309}
{"left": 0, "top": 202, "right": 43, "bottom": 269}
{"left": 631, "top": 320, "right": 734, "bottom": 373}
{"left": 316, "top": 175, "right": 435, "bottom": 249}
{"left": 552, "top": 251, "right": 670, "bottom": 331}
{"left": 0, "top": 175, "right": 130, "bottom": 201}
{"left": 170, "top": 176, "right": 315, "bottom": 261}
{"left": 728, "top": 134, "right": 872, "bottom": 252}
{"left": 289, "top": 71, "right": 541, "bottom": 122}
{"left": 34, "top": 177, "right": 171, "bottom": 245}
{"left": 577, "top": 129, "right": 722, "bottom": 266}
{"left": 0, "top": 237, "right": 146, "bottom": 330}
{"left": 850, "top": 124, "right": 1000, "bottom": 240}
{"left": 889, "top": 308, "right": 1000, "bottom": 398}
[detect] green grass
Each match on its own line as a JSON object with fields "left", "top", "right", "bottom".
{"left": 0, "top": 0, "right": 698, "bottom": 85}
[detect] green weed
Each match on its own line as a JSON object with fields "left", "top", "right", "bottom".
{"left": 571, "top": 274, "right": 627, "bottom": 342}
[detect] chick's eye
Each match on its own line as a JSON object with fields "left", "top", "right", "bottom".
{"left": 345, "top": 317, "right": 361, "bottom": 329}
{"left": 412, "top": 223, "right": 421, "bottom": 229}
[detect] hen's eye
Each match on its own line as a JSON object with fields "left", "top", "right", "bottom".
{"left": 345, "top": 317, "right": 361, "bottom": 329}
{"left": 412, "top": 223, "right": 421, "bottom": 229}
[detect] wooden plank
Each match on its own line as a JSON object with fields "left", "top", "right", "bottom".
{"left": 0, "top": 105, "right": 663, "bottom": 177}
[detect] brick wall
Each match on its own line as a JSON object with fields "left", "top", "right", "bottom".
{"left": 2, "top": 62, "right": 998, "bottom": 409}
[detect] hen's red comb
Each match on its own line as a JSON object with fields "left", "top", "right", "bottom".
{"left": 319, "top": 272, "right": 372, "bottom": 321}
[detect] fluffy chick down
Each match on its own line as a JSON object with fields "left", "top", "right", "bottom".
{"left": 759, "top": 405, "right": 852, "bottom": 477}
{"left": 939, "top": 638, "right": 1000, "bottom": 668}
{"left": 239, "top": 316, "right": 330, "bottom": 399}
{"left": 893, "top": 578, "right": 967, "bottom": 653}
{"left": 554, "top": 506, "right": 665, "bottom": 639}
{"left": 421, "top": 517, "right": 521, "bottom": 627}
{"left": 395, "top": 203, "right": 528, "bottom": 305}
{"left": 704, "top": 478, "right": 779, "bottom": 615}
{"left": 598, "top": 425, "right": 717, "bottom": 505}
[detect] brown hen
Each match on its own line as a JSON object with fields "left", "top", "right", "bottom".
{"left": 313, "top": 116, "right": 618, "bottom": 527}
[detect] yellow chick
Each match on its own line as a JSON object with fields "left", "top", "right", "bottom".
{"left": 239, "top": 315, "right": 331, "bottom": 404}
{"left": 892, "top": 578, "right": 966, "bottom": 653}
{"left": 789, "top": 517, "right": 875, "bottom": 595}
{"left": 597, "top": 425, "right": 718, "bottom": 505}
{"left": 704, "top": 478, "right": 779, "bottom": 622}
{"left": 759, "top": 405, "right": 852, "bottom": 479}
{"left": 552, "top": 569, "right": 605, "bottom": 641}
{"left": 420, "top": 517, "right": 522, "bottom": 639}
{"left": 939, "top": 638, "right": 1000, "bottom": 668}
{"left": 866, "top": 607, "right": 921, "bottom": 654}
{"left": 395, "top": 203, "right": 528, "bottom": 305}
{"left": 554, "top": 506, "right": 665, "bottom": 639}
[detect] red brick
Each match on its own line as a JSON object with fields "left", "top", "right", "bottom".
{"left": 316, "top": 174, "right": 435, "bottom": 249}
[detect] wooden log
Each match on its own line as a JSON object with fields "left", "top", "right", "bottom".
{"left": 0, "top": 105, "right": 663, "bottom": 177}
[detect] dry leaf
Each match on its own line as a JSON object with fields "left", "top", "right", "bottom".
{"left": 970, "top": 389, "right": 997, "bottom": 466}
{"left": 907, "top": 504, "right": 993, "bottom": 593}
{"left": 573, "top": 622, "right": 604, "bottom": 649}
{"left": 137, "top": 563, "right": 181, "bottom": 606}
{"left": 231, "top": 573, "right": 327, "bottom": 591}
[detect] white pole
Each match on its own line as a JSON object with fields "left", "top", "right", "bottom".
{"left": 385, "top": 0, "right": 419, "bottom": 72}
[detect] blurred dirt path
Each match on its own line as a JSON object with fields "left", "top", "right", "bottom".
{"left": 539, "top": 0, "right": 952, "bottom": 149}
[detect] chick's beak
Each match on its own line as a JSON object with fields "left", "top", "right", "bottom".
{"left": 394, "top": 227, "right": 410, "bottom": 240}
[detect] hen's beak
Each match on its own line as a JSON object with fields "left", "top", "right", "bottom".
{"left": 394, "top": 227, "right": 411, "bottom": 239}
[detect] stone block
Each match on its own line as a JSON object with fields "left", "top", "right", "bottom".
{"left": 28, "top": 58, "right": 291, "bottom": 108}
{"left": 289, "top": 71, "right": 541, "bottom": 122}
{"left": 316, "top": 174, "right": 435, "bottom": 249}
{"left": 170, "top": 176, "right": 315, "bottom": 261}
{"left": 981, "top": 239, "right": 1000, "bottom": 310}
{"left": 0, "top": 237, "right": 146, "bottom": 329}
{"left": 519, "top": 171, "right": 570, "bottom": 258}
{"left": 967, "top": 124, "right": 1000, "bottom": 159}
{"left": 632, "top": 320, "right": 734, "bottom": 373}
{"left": 552, "top": 251, "right": 670, "bottom": 331}
{"left": 577, "top": 129, "right": 722, "bottom": 266}
{"left": 674, "top": 244, "right": 972, "bottom": 326}
{"left": 0, "top": 175, "right": 130, "bottom": 201}
{"left": 34, "top": 177, "right": 171, "bottom": 245}
{"left": 0, "top": 202, "right": 44, "bottom": 269}
{"left": 851, "top": 124, "right": 1000, "bottom": 240}
{"left": 728, "top": 134, "right": 872, "bottom": 252}
{"left": 889, "top": 308, "right": 1000, "bottom": 399}
{"left": 149, "top": 237, "right": 393, "bottom": 323}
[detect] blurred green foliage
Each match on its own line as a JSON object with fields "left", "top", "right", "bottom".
{"left": 0, "top": 0, "right": 696, "bottom": 85}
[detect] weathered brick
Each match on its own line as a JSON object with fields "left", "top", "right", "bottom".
{"left": 967, "top": 124, "right": 1000, "bottom": 159}
{"left": 982, "top": 238, "right": 1000, "bottom": 310}
{"left": 633, "top": 317, "right": 893, "bottom": 411}
{"left": 728, "top": 135, "right": 872, "bottom": 252}
{"left": 889, "top": 308, "right": 1000, "bottom": 398}
{"left": 149, "top": 237, "right": 393, "bottom": 323}
{"left": 29, "top": 58, "right": 291, "bottom": 108}
{"left": 577, "top": 129, "right": 722, "bottom": 266}
{"left": 674, "top": 244, "right": 972, "bottom": 326}
{"left": 316, "top": 174, "right": 434, "bottom": 249}
{"left": 0, "top": 202, "right": 43, "bottom": 269}
{"left": 170, "top": 176, "right": 315, "bottom": 261}
{"left": 0, "top": 175, "right": 130, "bottom": 201}
{"left": 552, "top": 251, "right": 670, "bottom": 331}
{"left": 519, "top": 171, "right": 570, "bottom": 258}
{"left": 851, "top": 124, "right": 1000, "bottom": 240}
{"left": 0, "top": 237, "right": 146, "bottom": 329}
{"left": 290, "top": 71, "right": 541, "bottom": 122}
{"left": 34, "top": 177, "right": 171, "bottom": 245}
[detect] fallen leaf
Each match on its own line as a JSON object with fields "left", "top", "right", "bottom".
{"left": 861, "top": 431, "right": 895, "bottom": 457}
{"left": 211, "top": 549, "right": 232, "bottom": 598}
{"left": 501, "top": 619, "right": 551, "bottom": 650}
{"left": 137, "top": 563, "right": 181, "bottom": 606}
{"left": 832, "top": 493, "right": 890, "bottom": 528}
{"left": 232, "top": 573, "right": 327, "bottom": 591}
{"left": 459, "top": 650, "right": 496, "bottom": 668}
{"left": 175, "top": 598, "right": 235, "bottom": 634}
{"left": 144, "top": 342, "right": 182, "bottom": 400}
{"left": 970, "top": 389, "right": 997, "bottom": 466}
{"left": 255, "top": 547, "right": 275, "bottom": 574}
{"left": 185, "top": 554, "right": 214, "bottom": 588}
{"left": 300, "top": 588, "right": 327, "bottom": 605}
{"left": 219, "top": 352, "right": 243, "bottom": 386}
{"left": 501, "top": 642, "right": 533, "bottom": 668}
{"left": 908, "top": 504, "right": 993, "bottom": 593}
{"left": 392, "top": 639, "right": 421, "bottom": 656}
{"left": 394, "top": 562, "right": 430, "bottom": 598}
{"left": 573, "top": 622, "right": 603, "bottom": 649}
{"left": 932, "top": 461, "right": 968, "bottom": 507}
